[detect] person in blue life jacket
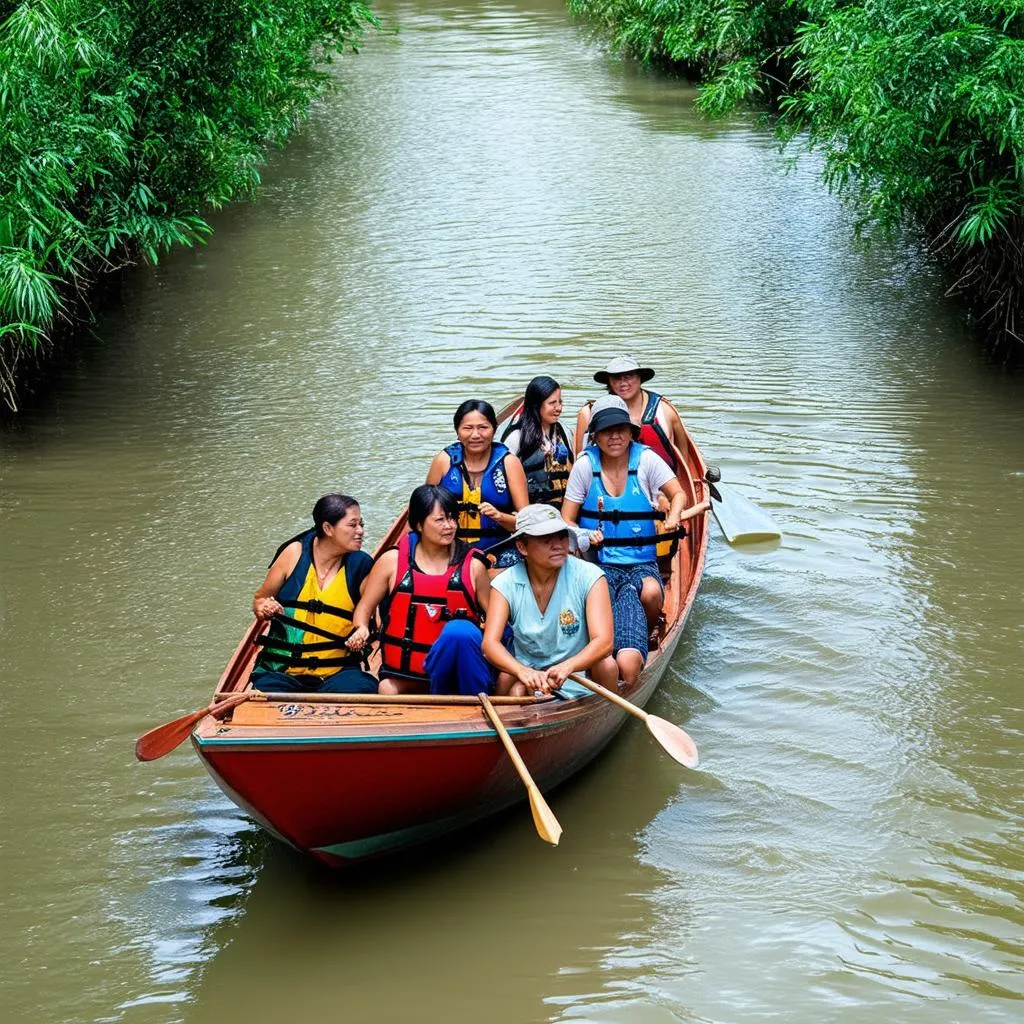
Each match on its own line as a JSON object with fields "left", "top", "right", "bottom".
{"left": 560, "top": 396, "right": 687, "bottom": 686}
{"left": 501, "top": 376, "right": 574, "bottom": 509}
{"left": 426, "top": 399, "right": 529, "bottom": 568}
{"left": 346, "top": 485, "right": 494, "bottom": 696}
{"left": 249, "top": 494, "right": 378, "bottom": 694}
{"left": 482, "top": 504, "right": 618, "bottom": 697}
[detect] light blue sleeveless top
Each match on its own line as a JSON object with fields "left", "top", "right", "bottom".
{"left": 492, "top": 558, "right": 605, "bottom": 668}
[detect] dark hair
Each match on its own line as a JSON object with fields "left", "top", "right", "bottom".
{"left": 453, "top": 399, "right": 497, "bottom": 432}
{"left": 517, "top": 375, "right": 561, "bottom": 462}
{"left": 312, "top": 493, "right": 360, "bottom": 538}
{"left": 407, "top": 485, "right": 459, "bottom": 533}
{"left": 406, "top": 485, "right": 467, "bottom": 565}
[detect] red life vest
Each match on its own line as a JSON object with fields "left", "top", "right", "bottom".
{"left": 638, "top": 391, "right": 678, "bottom": 471}
{"left": 378, "top": 533, "right": 481, "bottom": 681}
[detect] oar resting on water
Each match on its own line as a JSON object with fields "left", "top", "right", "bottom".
{"left": 567, "top": 673, "right": 699, "bottom": 769}
{"left": 704, "top": 466, "right": 781, "bottom": 546}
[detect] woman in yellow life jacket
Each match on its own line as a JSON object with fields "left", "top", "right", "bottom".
{"left": 249, "top": 494, "right": 377, "bottom": 694}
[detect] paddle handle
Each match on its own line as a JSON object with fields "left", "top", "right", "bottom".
{"left": 479, "top": 693, "right": 533, "bottom": 779}
{"left": 567, "top": 672, "right": 647, "bottom": 723}
{"left": 680, "top": 499, "right": 711, "bottom": 522}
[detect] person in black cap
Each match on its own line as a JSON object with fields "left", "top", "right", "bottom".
{"left": 562, "top": 396, "right": 686, "bottom": 686}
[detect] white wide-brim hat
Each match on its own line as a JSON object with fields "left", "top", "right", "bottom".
{"left": 594, "top": 355, "right": 655, "bottom": 384}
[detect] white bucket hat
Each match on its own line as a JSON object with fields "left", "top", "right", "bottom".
{"left": 593, "top": 355, "right": 655, "bottom": 385}
{"left": 511, "top": 504, "right": 570, "bottom": 539}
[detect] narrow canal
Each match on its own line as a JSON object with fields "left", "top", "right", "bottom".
{"left": 1, "top": 1, "right": 1021, "bottom": 1021}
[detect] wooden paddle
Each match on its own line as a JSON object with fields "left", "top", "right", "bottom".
{"left": 478, "top": 692, "right": 562, "bottom": 846}
{"left": 135, "top": 691, "right": 254, "bottom": 762}
{"left": 704, "top": 467, "right": 781, "bottom": 546}
{"left": 567, "top": 673, "right": 699, "bottom": 769}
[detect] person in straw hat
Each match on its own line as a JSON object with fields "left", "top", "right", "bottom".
{"left": 574, "top": 355, "right": 687, "bottom": 471}
{"left": 483, "top": 504, "right": 618, "bottom": 696}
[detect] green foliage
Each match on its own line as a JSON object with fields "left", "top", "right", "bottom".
{"left": 567, "top": 0, "right": 806, "bottom": 113}
{"left": 570, "top": 0, "right": 1024, "bottom": 354}
{"left": 0, "top": 0, "right": 376, "bottom": 408}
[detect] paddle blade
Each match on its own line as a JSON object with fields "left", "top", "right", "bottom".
{"left": 710, "top": 480, "right": 781, "bottom": 546}
{"left": 645, "top": 714, "right": 700, "bottom": 769}
{"left": 135, "top": 692, "right": 250, "bottom": 762}
{"left": 527, "top": 784, "right": 563, "bottom": 846}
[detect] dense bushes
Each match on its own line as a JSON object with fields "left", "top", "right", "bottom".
{"left": 570, "top": 0, "right": 1024, "bottom": 358}
{"left": 0, "top": 0, "right": 375, "bottom": 410}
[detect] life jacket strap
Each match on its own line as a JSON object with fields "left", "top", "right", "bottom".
{"left": 259, "top": 652, "right": 362, "bottom": 669}
{"left": 270, "top": 613, "right": 352, "bottom": 644}
{"left": 580, "top": 506, "right": 665, "bottom": 523}
{"left": 379, "top": 635, "right": 435, "bottom": 655}
{"left": 599, "top": 526, "right": 688, "bottom": 547}
{"left": 256, "top": 635, "right": 348, "bottom": 654}
{"left": 279, "top": 597, "right": 353, "bottom": 620}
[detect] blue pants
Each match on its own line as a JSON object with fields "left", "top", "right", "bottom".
{"left": 602, "top": 562, "right": 663, "bottom": 659}
{"left": 250, "top": 666, "right": 378, "bottom": 694}
{"left": 424, "top": 620, "right": 495, "bottom": 696}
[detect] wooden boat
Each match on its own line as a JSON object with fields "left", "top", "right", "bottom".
{"left": 191, "top": 404, "right": 710, "bottom": 868}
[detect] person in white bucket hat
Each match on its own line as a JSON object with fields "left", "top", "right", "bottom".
{"left": 482, "top": 504, "right": 618, "bottom": 696}
{"left": 574, "top": 355, "right": 687, "bottom": 470}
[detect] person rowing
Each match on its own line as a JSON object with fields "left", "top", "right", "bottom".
{"left": 575, "top": 355, "right": 687, "bottom": 471}
{"left": 346, "top": 485, "right": 494, "bottom": 695}
{"left": 249, "top": 494, "right": 377, "bottom": 694}
{"left": 561, "top": 396, "right": 687, "bottom": 686}
{"left": 426, "top": 399, "right": 529, "bottom": 567}
{"left": 501, "top": 375, "right": 574, "bottom": 509}
{"left": 483, "top": 504, "right": 617, "bottom": 697}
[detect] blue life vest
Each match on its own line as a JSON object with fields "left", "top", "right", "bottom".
{"left": 578, "top": 442, "right": 661, "bottom": 565}
{"left": 440, "top": 441, "right": 514, "bottom": 550}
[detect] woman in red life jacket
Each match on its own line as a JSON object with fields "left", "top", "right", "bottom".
{"left": 574, "top": 355, "right": 688, "bottom": 471}
{"left": 347, "top": 485, "right": 494, "bottom": 695}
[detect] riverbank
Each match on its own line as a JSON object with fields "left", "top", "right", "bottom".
{"left": 568, "top": 0, "right": 1024, "bottom": 362}
{"left": 0, "top": 0, "right": 376, "bottom": 413}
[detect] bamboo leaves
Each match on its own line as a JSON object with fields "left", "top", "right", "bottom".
{"left": 0, "top": 0, "right": 378, "bottom": 411}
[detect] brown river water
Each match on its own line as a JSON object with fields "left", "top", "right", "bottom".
{"left": 1, "top": 1, "right": 1022, "bottom": 1021}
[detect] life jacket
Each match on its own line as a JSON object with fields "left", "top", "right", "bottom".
{"left": 638, "top": 391, "right": 678, "bottom": 471}
{"left": 578, "top": 442, "right": 663, "bottom": 565}
{"left": 378, "top": 533, "right": 481, "bottom": 681}
{"left": 254, "top": 530, "right": 365, "bottom": 677}
{"left": 502, "top": 419, "right": 573, "bottom": 508}
{"left": 439, "top": 441, "right": 514, "bottom": 550}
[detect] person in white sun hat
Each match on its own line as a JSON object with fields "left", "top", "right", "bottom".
{"left": 574, "top": 355, "right": 687, "bottom": 470}
{"left": 482, "top": 504, "right": 618, "bottom": 696}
